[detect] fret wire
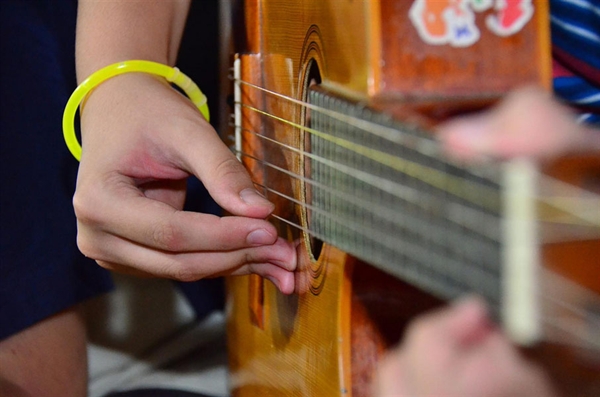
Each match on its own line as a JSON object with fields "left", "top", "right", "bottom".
{"left": 239, "top": 101, "right": 503, "bottom": 212}
{"left": 237, "top": 146, "right": 502, "bottom": 242}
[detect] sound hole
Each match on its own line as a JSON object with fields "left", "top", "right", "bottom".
{"left": 303, "top": 59, "right": 323, "bottom": 261}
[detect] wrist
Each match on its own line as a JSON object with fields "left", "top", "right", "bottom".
{"left": 63, "top": 60, "right": 209, "bottom": 161}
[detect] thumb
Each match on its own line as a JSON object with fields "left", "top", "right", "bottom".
{"left": 182, "top": 124, "right": 274, "bottom": 218}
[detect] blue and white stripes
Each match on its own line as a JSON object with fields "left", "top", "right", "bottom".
{"left": 551, "top": 0, "right": 600, "bottom": 124}
{"left": 551, "top": 0, "right": 600, "bottom": 67}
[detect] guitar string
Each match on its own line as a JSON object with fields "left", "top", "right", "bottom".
{"left": 234, "top": 128, "right": 502, "bottom": 239}
{"left": 265, "top": 189, "right": 599, "bottom": 349}
{"left": 542, "top": 318, "right": 600, "bottom": 350}
{"left": 232, "top": 76, "right": 503, "bottom": 209}
{"left": 231, "top": 79, "right": 600, "bottom": 348}
{"left": 231, "top": 150, "right": 599, "bottom": 348}
{"left": 540, "top": 280, "right": 600, "bottom": 349}
{"left": 234, "top": 104, "right": 599, "bottom": 226}
{"left": 238, "top": 101, "right": 503, "bottom": 213}
{"left": 234, "top": 123, "right": 600, "bottom": 229}
{"left": 263, "top": 185, "right": 599, "bottom": 349}
{"left": 240, "top": 149, "right": 600, "bottom": 249}
{"left": 237, "top": 149, "right": 501, "bottom": 241}
{"left": 260, "top": 192, "right": 500, "bottom": 296}
{"left": 249, "top": 165, "right": 598, "bottom": 271}
{"left": 233, "top": 78, "right": 600, "bottom": 226}
{"left": 232, "top": 77, "right": 441, "bottom": 157}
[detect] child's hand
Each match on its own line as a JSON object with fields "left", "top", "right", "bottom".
{"left": 438, "top": 86, "right": 599, "bottom": 162}
{"left": 74, "top": 73, "right": 296, "bottom": 293}
{"left": 375, "top": 297, "right": 556, "bottom": 397}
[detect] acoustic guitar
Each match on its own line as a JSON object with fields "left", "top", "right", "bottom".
{"left": 223, "top": 1, "right": 600, "bottom": 395}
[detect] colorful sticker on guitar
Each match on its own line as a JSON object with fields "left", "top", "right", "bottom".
{"left": 486, "top": 0, "right": 534, "bottom": 37}
{"left": 409, "top": 0, "right": 481, "bottom": 47}
{"left": 409, "top": 0, "right": 533, "bottom": 46}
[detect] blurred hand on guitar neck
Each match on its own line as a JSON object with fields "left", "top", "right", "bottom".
{"left": 375, "top": 296, "right": 557, "bottom": 397}
{"left": 438, "top": 86, "right": 600, "bottom": 162}
{"left": 375, "top": 86, "right": 600, "bottom": 397}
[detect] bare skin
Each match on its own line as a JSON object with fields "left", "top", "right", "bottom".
{"left": 438, "top": 86, "right": 599, "bottom": 162}
{"left": 375, "top": 86, "right": 598, "bottom": 397}
{"left": 375, "top": 297, "right": 556, "bottom": 397}
{"left": 74, "top": 0, "right": 297, "bottom": 293}
{"left": 0, "top": 307, "right": 88, "bottom": 397}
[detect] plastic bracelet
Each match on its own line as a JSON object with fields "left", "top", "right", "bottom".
{"left": 62, "top": 60, "right": 210, "bottom": 161}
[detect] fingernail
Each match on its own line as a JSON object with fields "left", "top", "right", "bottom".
{"left": 247, "top": 229, "right": 275, "bottom": 245}
{"left": 240, "top": 188, "right": 272, "bottom": 207}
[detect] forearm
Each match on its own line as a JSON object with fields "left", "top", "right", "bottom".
{"left": 76, "top": 0, "right": 190, "bottom": 82}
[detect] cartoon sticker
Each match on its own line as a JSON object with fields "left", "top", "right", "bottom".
{"left": 486, "top": 0, "right": 534, "bottom": 37}
{"left": 409, "top": 0, "right": 534, "bottom": 47}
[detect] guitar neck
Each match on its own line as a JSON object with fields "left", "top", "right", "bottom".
{"left": 306, "top": 88, "right": 510, "bottom": 320}
{"left": 235, "top": 82, "right": 600, "bottom": 346}
{"left": 305, "top": 85, "right": 600, "bottom": 345}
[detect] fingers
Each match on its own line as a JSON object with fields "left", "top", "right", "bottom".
{"left": 79, "top": 226, "right": 297, "bottom": 293}
{"left": 390, "top": 297, "right": 556, "bottom": 397}
{"left": 73, "top": 74, "right": 297, "bottom": 285}
{"left": 444, "top": 296, "right": 494, "bottom": 346}
{"left": 74, "top": 184, "right": 280, "bottom": 253}
{"left": 437, "top": 86, "right": 586, "bottom": 161}
{"left": 236, "top": 262, "right": 297, "bottom": 295}
{"left": 74, "top": 174, "right": 298, "bottom": 289}
{"left": 405, "top": 296, "right": 492, "bottom": 349}
{"left": 374, "top": 348, "right": 408, "bottom": 397}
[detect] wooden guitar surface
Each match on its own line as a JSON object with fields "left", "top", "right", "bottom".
{"left": 225, "top": 1, "right": 599, "bottom": 396}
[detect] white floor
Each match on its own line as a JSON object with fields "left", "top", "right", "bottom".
{"left": 83, "top": 274, "right": 229, "bottom": 397}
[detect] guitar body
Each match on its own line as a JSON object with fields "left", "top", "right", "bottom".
{"left": 225, "top": 1, "right": 598, "bottom": 395}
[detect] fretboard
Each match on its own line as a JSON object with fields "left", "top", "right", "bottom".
{"left": 307, "top": 88, "right": 507, "bottom": 313}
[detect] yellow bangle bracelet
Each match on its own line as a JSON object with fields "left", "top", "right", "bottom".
{"left": 62, "top": 60, "right": 210, "bottom": 161}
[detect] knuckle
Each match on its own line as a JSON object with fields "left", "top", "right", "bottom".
{"left": 72, "top": 191, "right": 99, "bottom": 225}
{"left": 76, "top": 233, "right": 100, "bottom": 260}
{"left": 171, "top": 262, "right": 201, "bottom": 282}
{"left": 246, "top": 262, "right": 260, "bottom": 276}
{"left": 214, "top": 157, "right": 249, "bottom": 180}
{"left": 244, "top": 250, "right": 259, "bottom": 267}
{"left": 151, "top": 220, "right": 183, "bottom": 252}
{"left": 95, "top": 260, "right": 114, "bottom": 271}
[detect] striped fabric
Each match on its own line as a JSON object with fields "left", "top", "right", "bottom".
{"left": 550, "top": 0, "right": 600, "bottom": 125}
